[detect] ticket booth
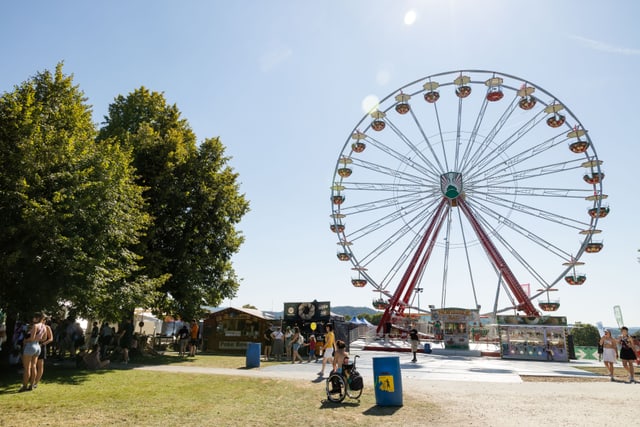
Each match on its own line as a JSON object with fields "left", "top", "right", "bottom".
{"left": 431, "top": 308, "right": 479, "bottom": 350}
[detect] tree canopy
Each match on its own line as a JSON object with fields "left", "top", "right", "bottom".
{"left": 0, "top": 65, "right": 249, "bottom": 323}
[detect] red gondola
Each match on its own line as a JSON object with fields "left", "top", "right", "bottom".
{"left": 424, "top": 91, "right": 440, "bottom": 103}
{"left": 518, "top": 96, "right": 536, "bottom": 110}
{"left": 330, "top": 224, "right": 345, "bottom": 233}
{"left": 569, "top": 140, "right": 590, "bottom": 153}
{"left": 351, "top": 278, "right": 367, "bottom": 288}
{"left": 338, "top": 167, "right": 352, "bottom": 178}
{"left": 565, "top": 275, "right": 586, "bottom": 285}
{"left": 587, "top": 206, "right": 609, "bottom": 218}
{"left": 351, "top": 141, "right": 366, "bottom": 153}
{"left": 583, "top": 172, "right": 604, "bottom": 184}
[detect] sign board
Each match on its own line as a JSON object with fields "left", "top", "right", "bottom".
{"left": 283, "top": 301, "right": 330, "bottom": 321}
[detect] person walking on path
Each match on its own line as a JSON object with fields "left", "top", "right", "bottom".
{"left": 291, "top": 327, "right": 303, "bottom": 364}
{"left": 318, "top": 324, "right": 335, "bottom": 377}
{"left": 617, "top": 326, "right": 636, "bottom": 383}
{"left": 409, "top": 328, "right": 420, "bottom": 362}
{"left": 599, "top": 329, "right": 617, "bottom": 381}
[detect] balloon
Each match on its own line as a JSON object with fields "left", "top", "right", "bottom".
{"left": 310, "top": 322, "right": 317, "bottom": 331}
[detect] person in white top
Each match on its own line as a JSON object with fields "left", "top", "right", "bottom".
{"left": 599, "top": 329, "right": 617, "bottom": 381}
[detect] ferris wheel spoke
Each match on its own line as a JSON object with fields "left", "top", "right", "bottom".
{"left": 349, "top": 157, "right": 436, "bottom": 186}
{"left": 470, "top": 185, "right": 593, "bottom": 198}
{"left": 469, "top": 190, "right": 592, "bottom": 229}
{"left": 469, "top": 130, "right": 569, "bottom": 181}
{"left": 463, "top": 109, "right": 549, "bottom": 178}
{"left": 362, "top": 134, "right": 440, "bottom": 178}
{"left": 454, "top": 207, "right": 481, "bottom": 309}
{"left": 345, "top": 197, "right": 439, "bottom": 243}
{"left": 340, "top": 189, "right": 437, "bottom": 216}
{"left": 469, "top": 198, "right": 576, "bottom": 261}
{"left": 479, "top": 158, "right": 585, "bottom": 186}
{"left": 459, "top": 95, "right": 520, "bottom": 174}
{"left": 345, "top": 181, "right": 437, "bottom": 193}
{"left": 471, "top": 208, "right": 554, "bottom": 288}
{"left": 387, "top": 113, "right": 446, "bottom": 174}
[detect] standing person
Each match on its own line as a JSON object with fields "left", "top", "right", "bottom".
{"left": 284, "top": 326, "right": 293, "bottom": 361}
{"left": 305, "top": 335, "right": 317, "bottom": 363}
{"left": 600, "top": 329, "right": 617, "bottom": 381}
{"left": 90, "top": 322, "right": 100, "bottom": 346}
{"left": 99, "top": 322, "right": 113, "bottom": 359}
{"left": 318, "top": 324, "right": 335, "bottom": 377}
{"left": 34, "top": 316, "right": 54, "bottom": 389}
{"left": 271, "top": 327, "right": 284, "bottom": 361}
{"left": 19, "top": 312, "right": 46, "bottom": 392}
{"left": 291, "top": 327, "right": 303, "bottom": 364}
{"left": 263, "top": 326, "right": 273, "bottom": 360}
{"left": 189, "top": 320, "right": 199, "bottom": 357}
{"left": 177, "top": 323, "right": 189, "bottom": 357}
{"left": 118, "top": 318, "right": 134, "bottom": 364}
{"left": 618, "top": 326, "right": 636, "bottom": 383}
{"left": 409, "top": 328, "right": 420, "bottom": 362}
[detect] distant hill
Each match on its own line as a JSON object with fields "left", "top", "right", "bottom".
{"left": 262, "top": 306, "right": 377, "bottom": 320}
{"left": 332, "top": 306, "right": 378, "bottom": 318}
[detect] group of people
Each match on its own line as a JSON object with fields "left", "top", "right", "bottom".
{"left": 176, "top": 320, "right": 200, "bottom": 357}
{"left": 14, "top": 313, "right": 138, "bottom": 392}
{"left": 263, "top": 325, "right": 319, "bottom": 363}
{"left": 599, "top": 326, "right": 638, "bottom": 383}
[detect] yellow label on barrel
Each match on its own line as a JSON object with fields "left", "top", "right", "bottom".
{"left": 377, "top": 375, "right": 395, "bottom": 392}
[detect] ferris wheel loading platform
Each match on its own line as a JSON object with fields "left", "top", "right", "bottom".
{"left": 357, "top": 338, "right": 501, "bottom": 358}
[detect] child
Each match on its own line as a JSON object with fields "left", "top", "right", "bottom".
{"left": 304, "top": 334, "right": 317, "bottom": 363}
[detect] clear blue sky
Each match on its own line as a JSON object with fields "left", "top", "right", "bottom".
{"left": 2, "top": 1, "right": 639, "bottom": 327}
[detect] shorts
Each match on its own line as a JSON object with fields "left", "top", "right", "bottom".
{"left": 23, "top": 341, "right": 41, "bottom": 357}
{"left": 190, "top": 339, "right": 199, "bottom": 346}
{"left": 292, "top": 343, "right": 300, "bottom": 351}
{"left": 38, "top": 344, "right": 47, "bottom": 360}
{"left": 323, "top": 347, "right": 334, "bottom": 359}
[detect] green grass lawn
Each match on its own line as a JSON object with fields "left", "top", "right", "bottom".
{"left": 0, "top": 352, "right": 439, "bottom": 427}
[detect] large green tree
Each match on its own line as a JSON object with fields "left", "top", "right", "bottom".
{"left": 98, "top": 88, "right": 249, "bottom": 320}
{"left": 0, "top": 64, "right": 156, "bottom": 322}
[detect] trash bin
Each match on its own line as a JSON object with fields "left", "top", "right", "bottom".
{"left": 373, "top": 356, "right": 403, "bottom": 406}
{"left": 423, "top": 343, "right": 432, "bottom": 354}
{"left": 246, "top": 342, "right": 261, "bottom": 368}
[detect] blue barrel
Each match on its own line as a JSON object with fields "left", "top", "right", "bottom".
{"left": 424, "top": 343, "right": 432, "bottom": 354}
{"left": 373, "top": 356, "right": 403, "bottom": 406}
{"left": 246, "top": 342, "right": 261, "bottom": 368}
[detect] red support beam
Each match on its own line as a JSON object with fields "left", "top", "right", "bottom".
{"left": 457, "top": 198, "right": 539, "bottom": 316}
{"left": 377, "top": 198, "right": 449, "bottom": 334}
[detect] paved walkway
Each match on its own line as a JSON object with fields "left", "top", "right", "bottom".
{"left": 135, "top": 340, "right": 605, "bottom": 384}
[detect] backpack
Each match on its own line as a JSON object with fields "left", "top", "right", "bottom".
{"left": 298, "top": 334, "right": 304, "bottom": 345}
{"left": 349, "top": 370, "right": 363, "bottom": 391}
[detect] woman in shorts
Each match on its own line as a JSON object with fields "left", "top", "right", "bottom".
{"left": 19, "top": 312, "right": 46, "bottom": 392}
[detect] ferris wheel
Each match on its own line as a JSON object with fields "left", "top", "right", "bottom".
{"left": 330, "top": 70, "right": 607, "bottom": 329}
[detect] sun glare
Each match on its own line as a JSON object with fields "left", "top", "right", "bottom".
{"left": 404, "top": 10, "right": 417, "bottom": 26}
{"left": 361, "top": 95, "right": 380, "bottom": 114}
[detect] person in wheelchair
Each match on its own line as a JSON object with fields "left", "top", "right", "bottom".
{"left": 330, "top": 340, "right": 349, "bottom": 392}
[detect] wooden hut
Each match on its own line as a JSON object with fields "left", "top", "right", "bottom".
{"left": 202, "top": 307, "right": 271, "bottom": 353}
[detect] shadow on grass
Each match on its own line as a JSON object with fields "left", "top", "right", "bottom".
{"left": 0, "top": 362, "right": 110, "bottom": 393}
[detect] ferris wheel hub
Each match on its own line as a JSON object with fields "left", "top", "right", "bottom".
{"left": 440, "top": 172, "right": 463, "bottom": 199}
